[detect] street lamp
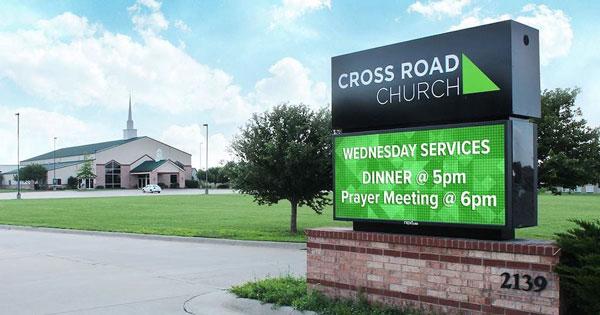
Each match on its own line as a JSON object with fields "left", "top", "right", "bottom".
{"left": 203, "top": 123, "right": 208, "bottom": 195}
{"left": 15, "top": 113, "right": 20, "bottom": 200}
{"left": 53, "top": 137, "right": 57, "bottom": 189}
{"left": 198, "top": 139, "right": 202, "bottom": 190}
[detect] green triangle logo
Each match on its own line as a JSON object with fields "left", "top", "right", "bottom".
{"left": 462, "top": 53, "right": 500, "bottom": 94}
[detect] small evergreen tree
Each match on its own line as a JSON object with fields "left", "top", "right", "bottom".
{"left": 555, "top": 220, "right": 600, "bottom": 314}
{"left": 67, "top": 176, "right": 78, "bottom": 189}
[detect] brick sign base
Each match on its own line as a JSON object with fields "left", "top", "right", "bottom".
{"left": 306, "top": 228, "right": 560, "bottom": 315}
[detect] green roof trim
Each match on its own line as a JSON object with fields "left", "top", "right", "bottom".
{"left": 2, "top": 160, "right": 87, "bottom": 175}
{"left": 130, "top": 160, "right": 168, "bottom": 173}
{"left": 23, "top": 137, "right": 141, "bottom": 162}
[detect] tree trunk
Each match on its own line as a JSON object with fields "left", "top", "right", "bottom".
{"left": 290, "top": 199, "right": 298, "bottom": 234}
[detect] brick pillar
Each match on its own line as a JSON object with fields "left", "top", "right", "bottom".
{"left": 306, "top": 228, "right": 560, "bottom": 315}
{"left": 95, "top": 164, "right": 105, "bottom": 187}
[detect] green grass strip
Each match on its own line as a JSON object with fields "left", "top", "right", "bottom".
{"left": 229, "top": 275, "right": 424, "bottom": 315}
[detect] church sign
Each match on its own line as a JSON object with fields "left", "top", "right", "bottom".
{"left": 332, "top": 20, "right": 540, "bottom": 131}
{"left": 332, "top": 21, "right": 540, "bottom": 240}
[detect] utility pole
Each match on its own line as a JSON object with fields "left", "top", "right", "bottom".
{"left": 53, "top": 136, "right": 57, "bottom": 189}
{"left": 203, "top": 123, "right": 208, "bottom": 195}
{"left": 15, "top": 113, "right": 21, "bottom": 200}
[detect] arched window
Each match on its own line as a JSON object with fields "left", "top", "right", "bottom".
{"left": 105, "top": 161, "right": 121, "bottom": 188}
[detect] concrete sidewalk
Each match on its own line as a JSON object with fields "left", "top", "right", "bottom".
{"left": 0, "top": 188, "right": 236, "bottom": 200}
{"left": 0, "top": 228, "right": 307, "bottom": 314}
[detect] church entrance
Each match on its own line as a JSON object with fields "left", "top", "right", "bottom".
{"left": 137, "top": 174, "right": 149, "bottom": 188}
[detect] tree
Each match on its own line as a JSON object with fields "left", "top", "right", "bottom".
{"left": 221, "top": 161, "right": 237, "bottom": 183}
{"left": 535, "top": 88, "right": 600, "bottom": 192}
{"left": 18, "top": 164, "right": 47, "bottom": 189}
{"left": 230, "top": 104, "right": 332, "bottom": 234}
{"left": 76, "top": 158, "right": 96, "bottom": 188}
{"left": 196, "top": 166, "right": 232, "bottom": 184}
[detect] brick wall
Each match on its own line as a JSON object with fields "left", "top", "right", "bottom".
{"left": 306, "top": 228, "right": 560, "bottom": 315}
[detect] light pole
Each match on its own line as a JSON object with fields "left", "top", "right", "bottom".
{"left": 203, "top": 123, "right": 208, "bottom": 195}
{"left": 15, "top": 113, "right": 21, "bottom": 200}
{"left": 198, "top": 139, "right": 202, "bottom": 190}
{"left": 53, "top": 137, "right": 57, "bottom": 189}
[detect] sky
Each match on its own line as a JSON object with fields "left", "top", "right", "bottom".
{"left": 0, "top": 0, "right": 598, "bottom": 169}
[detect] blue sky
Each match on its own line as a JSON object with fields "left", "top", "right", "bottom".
{"left": 0, "top": 0, "right": 598, "bottom": 168}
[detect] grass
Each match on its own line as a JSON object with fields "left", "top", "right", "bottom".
{"left": 518, "top": 194, "right": 600, "bottom": 239}
{"left": 0, "top": 193, "right": 598, "bottom": 242}
{"left": 0, "top": 194, "right": 350, "bottom": 242}
{"left": 229, "top": 275, "right": 422, "bottom": 315}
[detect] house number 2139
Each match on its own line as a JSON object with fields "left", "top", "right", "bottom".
{"left": 500, "top": 273, "right": 547, "bottom": 292}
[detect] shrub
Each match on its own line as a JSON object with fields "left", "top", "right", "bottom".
{"left": 230, "top": 276, "right": 421, "bottom": 315}
{"left": 157, "top": 183, "right": 167, "bottom": 189}
{"left": 95, "top": 185, "right": 105, "bottom": 189}
{"left": 67, "top": 176, "right": 78, "bottom": 189}
{"left": 216, "top": 183, "right": 230, "bottom": 189}
{"left": 170, "top": 182, "right": 180, "bottom": 189}
{"left": 185, "top": 180, "right": 199, "bottom": 188}
{"left": 555, "top": 219, "right": 600, "bottom": 315}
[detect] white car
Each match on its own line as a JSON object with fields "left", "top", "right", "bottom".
{"left": 142, "top": 184, "right": 162, "bottom": 193}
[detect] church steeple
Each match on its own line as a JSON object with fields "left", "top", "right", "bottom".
{"left": 123, "top": 93, "right": 138, "bottom": 139}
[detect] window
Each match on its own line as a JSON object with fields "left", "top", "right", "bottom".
{"left": 170, "top": 174, "right": 178, "bottom": 184}
{"left": 105, "top": 161, "right": 121, "bottom": 188}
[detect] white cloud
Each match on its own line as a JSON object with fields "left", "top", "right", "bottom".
{"left": 0, "top": 106, "right": 110, "bottom": 165}
{"left": 450, "top": 4, "right": 572, "bottom": 65}
{"left": 448, "top": 11, "right": 510, "bottom": 31}
{"left": 515, "top": 4, "right": 572, "bottom": 65}
{"left": 160, "top": 124, "right": 231, "bottom": 169}
{"left": 174, "top": 19, "right": 191, "bottom": 32}
{"left": 270, "top": 0, "right": 331, "bottom": 30}
{"left": 0, "top": 9, "right": 329, "bottom": 164}
{"left": 251, "top": 57, "right": 328, "bottom": 109}
{"left": 0, "top": 12, "right": 253, "bottom": 123}
{"left": 128, "top": 0, "right": 168, "bottom": 37}
{"left": 408, "top": 0, "right": 471, "bottom": 19}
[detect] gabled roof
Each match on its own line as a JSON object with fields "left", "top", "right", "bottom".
{"left": 130, "top": 160, "right": 168, "bottom": 173}
{"left": 23, "top": 138, "right": 141, "bottom": 162}
{"left": 2, "top": 160, "right": 87, "bottom": 175}
{"left": 130, "top": 159, "right": 184, "bottom": 173}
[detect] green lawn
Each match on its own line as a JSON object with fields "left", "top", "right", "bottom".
{"left": 0, "top": 193, "right": 598, "bottom": 242}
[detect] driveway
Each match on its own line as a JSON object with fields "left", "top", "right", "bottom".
{"left": 0, "top": 228, "right": 306, "bottom": 314}
{"left": 0, "top": 188, "right": 236, "bottom": 200}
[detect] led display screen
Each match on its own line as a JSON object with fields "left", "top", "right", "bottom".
{"left": 334, "top": 123, "right": 506, "bottom": 226}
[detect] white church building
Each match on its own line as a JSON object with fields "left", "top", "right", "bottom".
{"left": 5, "top": 97, "right": 193, "bottom": 189}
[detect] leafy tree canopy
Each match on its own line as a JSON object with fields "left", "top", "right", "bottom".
{"left": 229, "top": 104, "right": 332, "bottom": 233}
{"left": 18, "top": 164, "right": 47, "bottom": 184}
{"left": 76, "top": 159, "right": 96, "bottom": 180}
{"left": 535, "top": 88, "right": 600, "bottom": 192}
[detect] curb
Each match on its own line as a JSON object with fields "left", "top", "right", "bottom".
{"left": 0, "top": 224, "right": 307, "bottom": 250}
{"left": 184, "top": 290, "right": 316, "bottom": 315}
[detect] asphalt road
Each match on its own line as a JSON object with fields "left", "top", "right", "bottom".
{"left": 0, "top": 228, "right": 306, "bottom": 314}
{"left": 0, "top": 188, "right": 236, "bottom": 200}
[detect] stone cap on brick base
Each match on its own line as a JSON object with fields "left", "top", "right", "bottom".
{"left": 306, "top": 227, "right": 560, "bottom": 257}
